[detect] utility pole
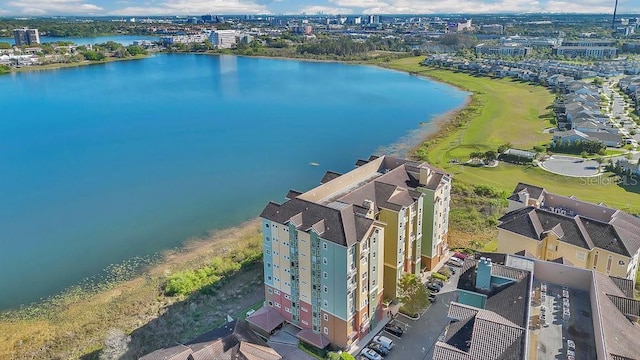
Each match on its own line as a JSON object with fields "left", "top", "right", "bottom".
{"left": 612, "top": 0, "right": 619, "bottom": 30}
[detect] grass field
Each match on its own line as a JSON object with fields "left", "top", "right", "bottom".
{"left": 384, "top": 57, "right": 640, "bottom": 215}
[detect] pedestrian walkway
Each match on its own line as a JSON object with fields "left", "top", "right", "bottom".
{"left": 347, "top": 315, "right": 393, "bottom": 356}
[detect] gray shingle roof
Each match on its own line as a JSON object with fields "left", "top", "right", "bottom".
{"left": 593, "top": 272, "right": 640, "bottom": 360}
{"left": 498, "top": 206, "right": 638, "bottom": 257}
{"left": 609, "top": 276, "right": 635, "bottom": 298}
{"left": 260, "top": 198, "right": 374, "bottom": 247}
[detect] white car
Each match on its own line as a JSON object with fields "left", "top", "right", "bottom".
{"left": 360, "top": 348, "right": 383, "bottom": 360}
{"left": 372, "top": 335, "right": 394, "bottom": 350}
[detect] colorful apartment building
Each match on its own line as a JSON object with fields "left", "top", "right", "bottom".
{"left": 254, "top": 155, "right": 451, "bottom": 350}
{"left": 497, "top": 183, "right": 640, "bottom": 283}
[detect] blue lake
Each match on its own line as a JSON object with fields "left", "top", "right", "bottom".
{"left": 0, "top": 54, "right": 468, "bottom": 310}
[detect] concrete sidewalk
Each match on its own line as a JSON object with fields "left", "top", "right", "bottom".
{"left": 420, "top": 251, "right": 454, "bottom": 284}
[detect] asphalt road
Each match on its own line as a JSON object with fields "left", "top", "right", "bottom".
{"left": 381, "top": 270, "right": 460, "bottom": 360}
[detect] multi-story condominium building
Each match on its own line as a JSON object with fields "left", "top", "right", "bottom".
{"left": 209, "top": 30, "right": 237, "bottom": 49}
{"left": 13, "top": 28, "right": 40, "bottom": 46}
{"left": 497, "top": 183, "right": 640, "bottom": 283}
{"left": 553, "top": 40, "right": 618, "bottom": 59}
{"left": 475, "top": 43, "right": 532, "bottom": 57}
{"left": 254, "top": 155, "right": 451, "bottom": 350}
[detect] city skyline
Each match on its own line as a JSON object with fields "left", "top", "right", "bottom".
{"left": 0, "top": 0, "right": 639, "bottom": 17}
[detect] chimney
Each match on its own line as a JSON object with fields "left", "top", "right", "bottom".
{"left": 476, "top": 257, "right": 492, "bottom": 291}
{"left": 517, "top": 191, "right": 530, "bottom": 206}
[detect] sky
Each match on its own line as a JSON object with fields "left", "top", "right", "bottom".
{"left": 0, "top": 0, "right": 638, "bottom": 17}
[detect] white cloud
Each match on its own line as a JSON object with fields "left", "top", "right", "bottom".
{"left": 108, "top": 0, "right": 270, "bottom": 16}
{"left": 7, "top": 0, "right": 104, "bottom": 15}
{"left": 292, "top": 5, "right": 354, "bottom": 15}
{"left": 329, "top": 0, "right": 389, "bottom": 7}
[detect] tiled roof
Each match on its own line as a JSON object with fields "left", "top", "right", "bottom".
{"left": 498, "top": 206, "right": 638, "bottom": 257}
{"left": 260, "top": 198, "right": 374, "bottom": 247}
{"left": 320, "top": 171, "right": 342, "bottom": 184}
{"left": 593, "top": 272, "right": 640, "bottom": 360}
{"left": 609, "top": 276, "right": 635, "bottom": 298}
{"left": 434, "top": 303, "right": 526, "bottom": 360}
{"left": 511, "top": 183, "right": 545, "bottom": 201}
{"left": 246, "top": 307, "right": 285, "bottom": 334}
{"left": 285, "top": 190, "right": 302, "bottom": 200}
{"left": 297, "top": 329, "right": 330, "bottom": 349}
{"left": 238, "top": 341, "right": 282, "bottom": 360}
{"left": 139, "top": 345, "right": 192, "bottom": 360}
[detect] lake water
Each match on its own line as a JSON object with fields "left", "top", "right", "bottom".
{"left": 0, "top": 54, "right": 468, "bottom": 310}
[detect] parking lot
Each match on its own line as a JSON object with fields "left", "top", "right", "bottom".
{"left": 359, "top": 268, "right": 461, "bottom": 360}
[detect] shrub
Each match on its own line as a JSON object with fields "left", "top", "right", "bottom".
{"left": 431, "top": 272, "right": 447, "bottom": 281}
{"left": 438, "top": 267, "right": 451, "bottom": 278}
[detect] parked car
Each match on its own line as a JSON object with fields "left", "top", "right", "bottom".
{"left": 367, "top": 342, "right": 390, "bottom": 356}
{"left": 447, "top": 258, "right": 463, "bottom": 267}
{"left": 372, "top": 335, "right": 394, "bottom": 351}
{"left": 453, "top": 252, "right": 468, "bottom": 260}
{"left": 426, "top": 283, "right": 441, "bottom": 292}
{"left": 384, "top": 323, "right": 404, "bottom": 337}
{"left": 360, "top": 348, "right": 384, "bottom": 360}
{"left": 430, "top": 278, "right": 444, "bottom": 287}
{"left": 446, "top": 266, "right": 457, "bottom": 275}
{"left": 567, "top": 339, "right": 575, "bottom": 351}
{"left": 428, "top": 293, "right": 437, "bottom": 302}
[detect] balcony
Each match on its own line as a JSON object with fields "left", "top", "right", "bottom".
{"left": 348, "top": 266, "right": 357, "bottom": 276}
{"left": 348, "top": 281, "right": 357, "bottom": 292}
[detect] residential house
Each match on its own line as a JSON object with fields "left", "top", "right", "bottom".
{"left": 497, "top": 183, "right": 640, "bottom": 283}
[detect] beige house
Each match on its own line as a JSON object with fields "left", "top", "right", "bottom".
{"left": 497, "top": 183, "right": 640, "bottom": 283}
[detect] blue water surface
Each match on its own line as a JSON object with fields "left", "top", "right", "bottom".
{"left": 0, "top": 54, "right": 467, "bottom": 309}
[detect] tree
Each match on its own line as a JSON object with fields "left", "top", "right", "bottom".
{"left": 100, "top": 329, "right": 130, "bottom": 360}
{"left": 398, "top": 273, "right": 430, "bottom": 316}
{"left": 469, "top": 151, "right": 483, "bottom": 160}
{"left": 0, "top": 42, "right": 11, "bottom": 49}
{"left": 497, "top": 143, "right": 512, "bottom": 154}
{"left": 581, "top": 151, "right": 589, "bottom": 159}
{"left": 484, "top": 150, "right": 498, "bottom": 162}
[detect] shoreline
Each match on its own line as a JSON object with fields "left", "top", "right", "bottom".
{"left": 0, "top": 55, "right": 474, "bottom": 359}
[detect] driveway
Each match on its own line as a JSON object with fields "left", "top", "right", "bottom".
{"left": 539, "top": 155, "right": 600, "bottom": 177}
{"left": 379, "top": 270, "right": 460, "bottom": 360}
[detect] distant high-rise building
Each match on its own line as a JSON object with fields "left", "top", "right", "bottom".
{"left": 13, "top": 28, "right": 40, "bottom": 46}
{"left": 209, "top": 30, "right": 237, "bottom": 49}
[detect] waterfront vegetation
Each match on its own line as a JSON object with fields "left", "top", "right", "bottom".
{"left": 0, "top": 222, "right": 264, "bottom": 359}
{"left": 384, "top": 57, "right": 640, "bottom": 218}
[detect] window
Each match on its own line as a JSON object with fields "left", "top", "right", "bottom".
{"left": 323, "top": 286, "right": 328, "bottom": 293}
{"left": 323, "top": 314, "right": 328, "bottom": 321}
{"left": 267, "top": 263, "right": 272, "bottom": 268}
{"left": 301, "top": 306, "right": 308, "bottom": 313}
{"left": 285, "top": 307, "right": 291, "bottom": 313}
{"left": 372, "top": 266, "right": 376, "bottom": 272}
{"left": 266, "top": 237, "right": 270, "bottom": 242}
{"left": 268, "top": 288, "right": 273, "bottom": 294}
{"left": 607, "top": 256, "right": 613, "bottom": 272}
{"left": 302, "top": 320, "right": 309, "bottom": 326}
{"left": 593, "top": 252, "right": 599, "bottom": 268}
{"left": 266, "top": 250, "right": 271, "bottom": 255}
{"left": 619, "top": 260, "right": 626, "bottom": 266}
{"left": 267, "top": 276, "right": 272, "bottom": 281}
{"left": 323, "top": 272, "right": 328, "bottom": 279}
{"left": 275, "top": 302, "right": 281, "bottom": 308}
{"left": 274, "top": 289, "right": 281, "bottom": 295}
{"left": 323, "top": 327, "right": 328, "bottom": 335}
{"left": 323, "top": 257, "right": 328, "bottom": 265}
{"left": 284, "top": 294, "right": 291, "bottom": 300}
{"left": 323, "top": 300, "right": 328, "bottom": 307}
{"left": 268, "top": 300, "right": 273, "bottom": 307}
{"left": 323, "top": 242, "right": 327, "bottom": 250}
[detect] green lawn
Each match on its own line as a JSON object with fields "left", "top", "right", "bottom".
{"left": 385, "top": 57, "right": 554, "bottom": 165}
{"left": 383, "top": 57, "right": 640, "bottom": 215}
